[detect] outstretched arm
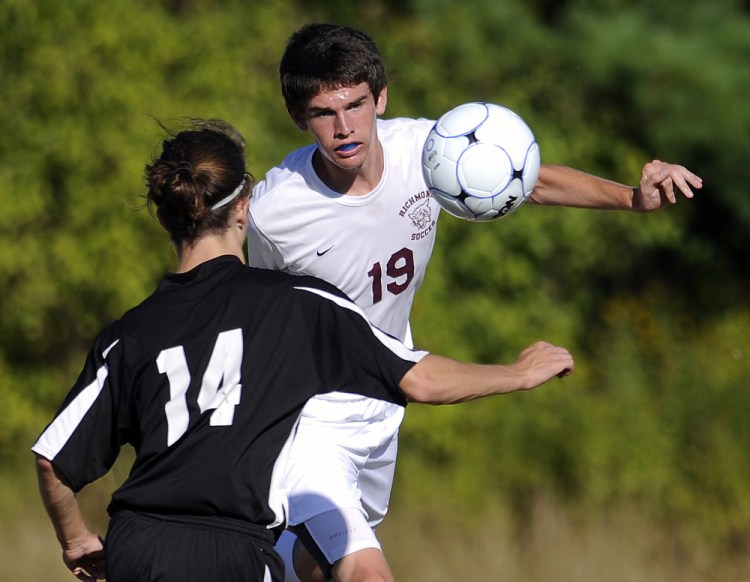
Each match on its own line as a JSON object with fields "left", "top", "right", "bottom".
{"left": 529, "top": 160, "right": 702, "bottom": 211}
{"left": 401, "top": 341, "right": 574, "bottom": 405}
{"left": 35, "top": 455, "right": 105, "bottom": 581}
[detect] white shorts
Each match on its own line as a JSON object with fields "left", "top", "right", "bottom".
{"left": 283, "top": 506, "right": 382, "bottom": 578}
{"left": 282, "top": 392, "right": 405, "bottom": 560}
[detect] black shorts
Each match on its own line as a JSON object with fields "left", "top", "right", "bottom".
{"left": 105, "top": 511, "right": 284, "bottom": 582}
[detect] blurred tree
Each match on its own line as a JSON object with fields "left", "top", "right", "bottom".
{"left": 1, "top": 0, "right": 749, "bottom": 555}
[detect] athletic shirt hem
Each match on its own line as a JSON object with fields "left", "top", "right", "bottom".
{"left": 110, "top": 509, "right": 277, "bottom": 544}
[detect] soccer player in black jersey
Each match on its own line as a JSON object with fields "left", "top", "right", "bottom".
{"left": 32, "top": 119, "right": 573, "bottom": 582}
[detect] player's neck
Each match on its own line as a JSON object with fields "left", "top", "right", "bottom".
{"left": 176, "top": 234, "right": 245, "bottom": 273}
{"left": 313, "top": 142, "right": 384, "bottom": 196}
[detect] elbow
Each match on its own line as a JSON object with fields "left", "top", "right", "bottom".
{"left": 400, "top": 364, "right": 453, "bottom": 405}
{"left": 405, "top": 383, "right": 444, "bottom": 405}
{"left": 35, "top": 454, "right": 55, "bottom": 476}
{"left": 35, "top": 454, "right": 70, "bottom": 488}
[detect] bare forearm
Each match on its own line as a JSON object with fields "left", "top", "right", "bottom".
{"left": 36, "top": 455, "right": 105, "bottom": 579}
{"left": 401, "top": 342, "right": 574, "bottom": 405}
{"left": 529, "top": 164, "right": 635, "bottom": 210}
{"left": 529, "top": 161, "right": 701, "bottom": 212}
{"left": 401, "top": 355, "right": 524, "bottom": 404}
{"left": 35, "top": 455, "right": 92, "bottom": 549}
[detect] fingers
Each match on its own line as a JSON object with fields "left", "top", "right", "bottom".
{"left": 73, "top": 564, "right": 104, "bottom": 582}
{"left": 663, "top": 177, "right": 677, "bottom": 205}
{"left": 70, "top": 554, "right": 105, "bottom": 581}
{"left": 519, "top": 341, "right": 575, "bottom": 387}
{"left": 643, "top": 159, "right": 703, "bottom": 204}
{"left": 673, "top": 168, "right": 703, "bottom": 199}
{"left": 553, "top": 351, "right": 575, "bottom": 378}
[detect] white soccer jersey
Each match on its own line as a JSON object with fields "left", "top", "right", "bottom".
{"left": 248, "top": 117, "right": 440, "bottom": 343}
{"left": 248, "top": 117, "right": 440, "bottom": 542}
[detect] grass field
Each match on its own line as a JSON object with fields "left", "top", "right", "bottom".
{"left": 7, "top": 475, "right": 750, "bottom": 582}
{"left": 381, "top": 496, "right": 750, "bottom": 582}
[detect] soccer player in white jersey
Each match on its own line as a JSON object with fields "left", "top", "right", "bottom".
{"left": 247, "top": 23, "right": 703, "bottom": 582}
{"left": 32, "top": 119, "right": 576, "bottom": 582}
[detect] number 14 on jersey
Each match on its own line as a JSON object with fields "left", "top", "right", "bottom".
{"left": 157, "top": 329, "right": 244, "bottom": 446}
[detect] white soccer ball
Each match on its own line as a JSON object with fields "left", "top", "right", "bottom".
{"left": 422, "top": 102, "right": 541, "bottom": 222}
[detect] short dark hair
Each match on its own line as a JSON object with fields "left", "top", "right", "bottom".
{"left": 279, "top": 23, "right": 387, "bottom": 116}
{"left": 145, "top": 119, "right": 253, "bottom": 245}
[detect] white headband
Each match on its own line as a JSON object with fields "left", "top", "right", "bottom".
{"left": 210, "top": 174, "right": 247, "bottom": 211}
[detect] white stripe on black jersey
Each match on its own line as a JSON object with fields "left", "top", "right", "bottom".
{"left": 32, "top": 339, "right": 119, "bottom": 461}
{"left": 293, "top": 286, "right": 422, "bottom": 362}
{"left": 32, "top": 256, "right": 427, "bottom": 537}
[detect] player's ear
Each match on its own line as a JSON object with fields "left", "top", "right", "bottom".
{"left": 375, "top": 86, "right": 388, "bottom": 116}
{"left": 288, "top": 108, "right": 308, "bottom": 131}
{"left": 236, "top": 196, "right": 249, "bottom": 228}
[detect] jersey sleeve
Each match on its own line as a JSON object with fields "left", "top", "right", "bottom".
{"left": 293, "top": 282, "right": 428, "bottom": 405}
{"left": 247, "top": 181, "right": 286, "bottom": 270}
{"left": 31, "top": 327, "right": 129, "bottom": 492}
{"left": 247, "top": 213, "right": 286, "bottom": 269}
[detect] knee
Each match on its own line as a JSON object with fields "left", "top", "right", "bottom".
{"left": 330, "top": 548, "right": 394, "bottom": 582}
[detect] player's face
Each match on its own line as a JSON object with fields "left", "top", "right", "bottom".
{"left": 293, "top": 82, "right": 387, "bottom": 176}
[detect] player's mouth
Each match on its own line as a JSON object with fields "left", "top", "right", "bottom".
{"left": 335, "top": 142, "right": 362, "bottom": 158}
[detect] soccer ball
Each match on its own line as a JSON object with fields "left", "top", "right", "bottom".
{"left": 422, "top": 102, "right": 541, "bottom": 222}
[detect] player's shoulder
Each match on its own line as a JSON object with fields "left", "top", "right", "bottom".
{"left": 377, "top": 117, "right": 435, "bottom": 143}
{"left": 252, "top": 145, "right": 316, "bottom": 205}
{"left": 115, "top": 260, "right": 349, "bottom": 331}
{"left": 249, "top": 268, "right": 348, "bottom": 301}
{"left": 246, "top": 269, "right": 357, "bottom": 320}
{"left": 286, "top": 273, "right": 350, "bottom": 301}
{"left": 114, "top": 257, "right": 245, "bottom": 326}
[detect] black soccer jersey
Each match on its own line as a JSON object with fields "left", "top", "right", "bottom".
{"left": 32, "top": 255, "right": 425, "bottom": 536}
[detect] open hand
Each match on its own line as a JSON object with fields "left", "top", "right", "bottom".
{"left": 634, "top": 159, "right": 703, "bottom": 212}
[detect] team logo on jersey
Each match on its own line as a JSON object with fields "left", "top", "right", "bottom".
{"left": 399, "top": 190, "right": 436, "bottom": 241}
{"left": 409, "top": 200, "right": 431, "bottom": 230}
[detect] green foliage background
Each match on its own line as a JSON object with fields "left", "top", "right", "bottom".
{"left": 2, "top": 0, "right": 749, "bottom": 571}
